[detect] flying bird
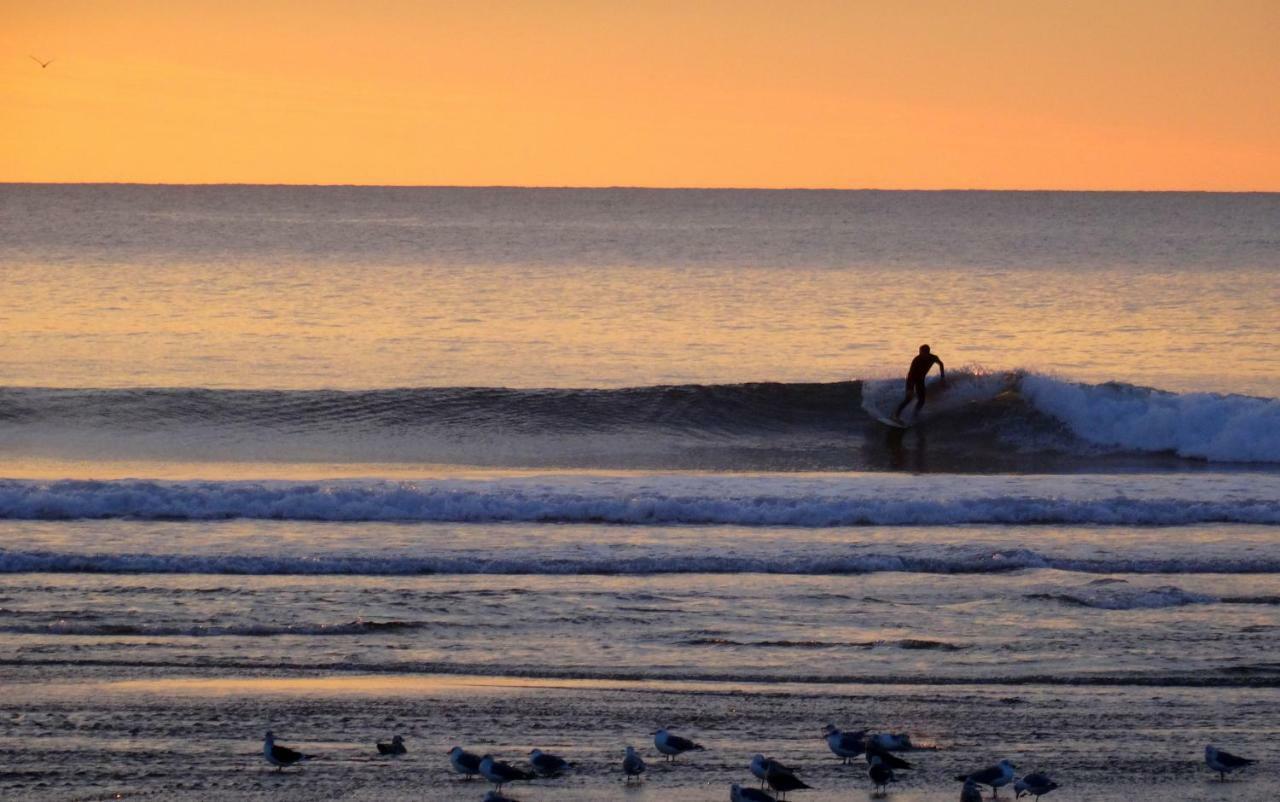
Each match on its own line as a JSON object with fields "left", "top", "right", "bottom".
{"left": 654, "top": 728, "right": 706, "bottom": 762}
{"left": 376, "top": 735, "right": 406, "bottom": 755}
{"left": 29, "top": 55, "right": 55, "bottom": 69}
{"left": 822, "top": 724, "right": 867, "bottom": 763}
{"left": 529, "top": 748, "right": 571, "bottom": 777}
{"left": 956, "top": 760, "right": 1016, "bottom": 798}
{"left": 447, "top": 745, "right": 483, "bottom": 779}
{"left": 1204, "top": 744, "right": 1255, "bottom": 781}
{"left": 262, "top": 731, "right": 313, "bottom": 772}
{"left": 623, "top": 745, "right": 646, "bottom": 783}
{"left": 1014, "top": 772, "right": 1059, "bottom": 799}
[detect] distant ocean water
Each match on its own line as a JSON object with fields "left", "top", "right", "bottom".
{"left": 0, "top": 185, "right": 1277, "bottom": 698}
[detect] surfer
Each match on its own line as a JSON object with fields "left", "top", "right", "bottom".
{"left": 893, "top": 344, "right": 945, "bottom": 422}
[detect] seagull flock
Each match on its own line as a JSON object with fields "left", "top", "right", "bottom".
{"left": 260, "top": 726, "right": 1258, "bottom": 799}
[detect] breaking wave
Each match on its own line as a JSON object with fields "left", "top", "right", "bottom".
{"left": 1, "top": 373, "right": 1277, "bottom": 470}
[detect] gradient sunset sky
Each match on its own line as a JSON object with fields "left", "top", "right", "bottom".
{"left": 4, "top": 0, "right": 1278, "bottom": 189}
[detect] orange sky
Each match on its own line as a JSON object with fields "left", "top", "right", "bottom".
{"left": 3, "top": 0, "right": 1278, "bottom": 189}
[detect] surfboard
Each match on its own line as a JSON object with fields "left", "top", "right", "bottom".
{"left": 870, "top": 411, "right": 910, "bottom": 429}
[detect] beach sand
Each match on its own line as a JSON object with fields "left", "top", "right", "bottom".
{"left": 1, "top": 667, "right": 1274, "bottom": 801}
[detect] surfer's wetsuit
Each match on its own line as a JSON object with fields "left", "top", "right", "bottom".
{"left": 894, "top": 350, "right": 944, "bottom": 420}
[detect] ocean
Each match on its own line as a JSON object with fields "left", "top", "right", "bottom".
{"left": 1, "top": 185, "right": 1278, "bottom": 800}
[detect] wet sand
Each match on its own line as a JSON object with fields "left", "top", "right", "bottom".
{"left": 1, "top": 668, "right": 1274, "bottom": 801}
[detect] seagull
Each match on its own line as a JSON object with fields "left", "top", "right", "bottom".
{"left": 529, "top": 748, "right": 571, "bottom": 777}
{"left": 869, "top": 754, "right": 897, "bottom": 793}
{"left": 262, "top": 731, "right": 313, "bottom": 772}
{"left": 765, "top": 762, "right": 812, "bottom": 799}
{"left": 961, "top": 778, "right": 985, "bottom": 802}
{"left": 376, "top": 735, "right": 406, "bottom": 756}
{"left": 866, "top": 740, "right": 913, "bottom": 770}
{"left": 448, "top": 745, "right": 483, "bottom": 779}
{"left": 654, "top": 728, "right": 706, "bottom": 762}
{"left": 478, "top": 755, "right": 535, "bottom": 790}
{"left": 869, "top": 732, "right": 913, "bottom": 751}
{"left": 751, "top": 754, "right": 793, "bottom": 788}
{"left": 1014, "top": 772, "right": 1059, "bottom": 799}
{"left": 822, "top": 724, "right": 867, "bottom": 763}
{"left": 483, "top": 792, "right": 522, "bottom": 802}
{"left": 623, "top": 745, "right": 646, "bottom": 783}
{"left": 29, "top": 55, "right": 54, "bottom": 69}
{"left": 956, "top": 760, "right": 1016, "bottom": 799}
{"left": 732, "top": 783, "right": 778, "bottom": 802}
{"left": 1205, "top": 744, "right": 1256, "bottom": 781}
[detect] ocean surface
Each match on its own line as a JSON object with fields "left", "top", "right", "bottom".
{"left": 0, "top": 185, "right": 1278, "bottom": 800}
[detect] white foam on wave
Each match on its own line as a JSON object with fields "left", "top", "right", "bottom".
{"left": 0, "top": 473, "right": 1276, "bottom": 526}
{"left": 1021, "top": 375, "right": 1280, "bottom": 463}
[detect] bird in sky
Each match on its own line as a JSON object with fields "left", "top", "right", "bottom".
{"left": 29, "top": 55, "right": 55, "bottom": 69}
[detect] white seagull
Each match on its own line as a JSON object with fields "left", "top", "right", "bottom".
{"left": 262, "top": 731, "right": 313, "bottom": 772}
{"left": 623, "top": 745, "right": 646, "bottom": 783}
{"left": 751, "top": 754, "right": 792, "bottom": 787}
{"left": 654, "top": 728, "right": 706, "bottom": 762}
{"left": 957, "top": 760, "right": 1016, "bottom": 799}
{"left": 822, "top": 724, "right": 867, "bottom": 763}
{"left": 1205, "top": 744, "right": 1255, "bottom": 781}
{"left": 448, "top": 745, "right": 483, "bottom": 779}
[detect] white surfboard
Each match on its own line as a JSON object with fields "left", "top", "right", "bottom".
{"left": 869, "top": 411, "right": 910, "bottom": 429}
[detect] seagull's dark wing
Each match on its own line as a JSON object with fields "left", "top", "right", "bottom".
{"left": 838, "top": 732, "right": 867, "bottom": 751}
{"left": 868, "top": 743, "right": 912, "bottom": 769}
{"left": 1218, "top": 750, "right": 1255, "bottom": 768}
{"left": 667, "top": 734, "right": 701, "bottom": 751}
{"left": 459, "top": 750, "right": 482, "bottom": 771}
{"left": 961, "top": 764, "right": 1002, "bottom": 784}
{"left": 271, "top": 743, "right": 303, "bottom": 763}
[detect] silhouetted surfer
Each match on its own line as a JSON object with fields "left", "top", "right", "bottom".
{"left": 893, "top": 344, "right": 945, "bottom": 423}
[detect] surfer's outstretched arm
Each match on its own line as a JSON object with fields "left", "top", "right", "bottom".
{"left": 936, "top": 357, "right": 945, "bottom": 382}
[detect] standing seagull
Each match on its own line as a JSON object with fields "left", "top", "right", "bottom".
{"left": 478, "top": 755, "right": 535, "bottom": 791}
{"left": 29, "top": 55, "right": 55, "bottom": 69}
{"left": 448, "top": 745, "right": 483, "bottom": 779}
{"left": 869, "top": 754, "right": 897, "bottom": 794}
{"left": 765, "top": 762, "right": 812, "bottom": 800}
{"left": 732, "top": 783, "right": 778, "bottom": 802}
{"left": 654, "top": 728, "right": 706, "bottom": 762}
{"left": 376, "top": 735, "right": 406, "bottom": 755}
{"left": 961, "top": 778, "right": 985, "bottom": 802}
{"left": 751, "top": 754, "right": 792, "bottom": 788}
{"left": 262, "top": 731, "right": 313, "bottom": 772}
{"left": 956, "top": 760, "right": 1016, "bottom": 799}
{"left": 867, "top": 741, "right": 913, "bottom": 770}
{"left": 1205, "top": 745, "right": 1256, "bottom": 781}
{"left": 623, "top": 745, "right": 646, "bottom": 783}
{"left": 529, "top": 748, "right": 571, "bottom": 777}
{"left": 1014, "top": 772, "right": 1059, "bottom": 799}
{"left": 823, "top": 724, "right": 867, "bottom": 763}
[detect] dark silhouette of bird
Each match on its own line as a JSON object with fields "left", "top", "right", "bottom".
{"left": 262, "top": 731, "right": 313, "bottom": 772}
{"left": 867, "top": 740, "right": 913, "bottom": 770}
{"left": 869, "top": 754, "right": 897, "bottom": 793}
{"left": 1205, "top": 745, "right": 1255, "bottom": 781}
{"left": 376, "top": 734, "right": 406, "bottom": 755}
{"left": 654, "top": 728, "right": 706, "bottom": 761}
{"left": 29, "top": 55, "right": 54, "bottom": 69}
{"left": 529, "top": 748, "right": 571, "bottom": 777}
{"left": 1014, "top": 771, "right": 1059, "bottom": 799}
{"left": 822, "top": 724, "right": 867, "bottom": 763}
{"left": 765, "top": 761, "right": 812, "bottom": 799}
{"left": 478, "top": 755, "right": 535, "bottom": 791}
{"left": 623, "top": 745, "right": 646, "bottom": 783}
{"left": 447, "top": 745, "right": 482, "bottom": 779}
